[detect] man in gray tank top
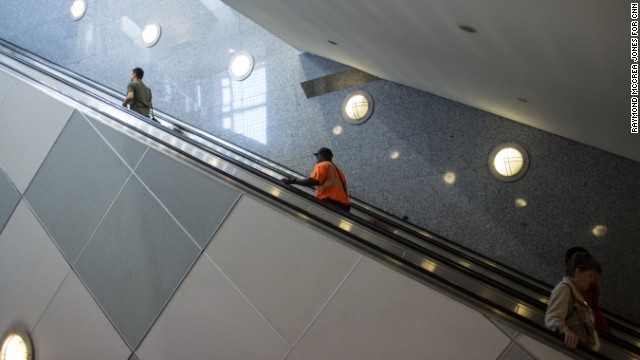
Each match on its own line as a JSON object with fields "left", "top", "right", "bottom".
{"left": 122, "top": 67, "right": 152, "bottom": 117}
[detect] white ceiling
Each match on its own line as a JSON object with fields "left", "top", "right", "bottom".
{"left": 221, "top": 0, "right": 636, "bottom": 162}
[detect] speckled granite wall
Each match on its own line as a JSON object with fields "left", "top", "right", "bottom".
{"left": 1, "top": 0, "right": 639, "bottom": 324}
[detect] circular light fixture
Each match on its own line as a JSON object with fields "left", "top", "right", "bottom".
{"left": 141, "top": 22, "right": 162, "bottom": 47}
{"left": 332, "top": 125, "right": 343, "bottom": 135}
{"left": 1, "top": 329, "right": 33, "bottom": 360}
{"left": 70, "top": 0, "right": 87, "bottom": 20}
{"left": 228, "top": 51, "right": 254, "bottom": 81}
{"left": 489, "top": 143, "right": 529, "bottom": 182}
{"left": 390, "top": 151, "right": 400, "bottom": 160}
{"left": 341, "top": 91, "right": 373, "bottom": 124}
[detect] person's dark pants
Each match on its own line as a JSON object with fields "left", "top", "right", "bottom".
{"left": 321, "top": 198, "right": 351, "bottom": 212}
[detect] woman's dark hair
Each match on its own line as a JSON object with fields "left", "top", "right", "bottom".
{"left": 565, "top": 251, "right": 602, "bottom": 276}
{"left": 565, "top": 246, "right": 588, "bottom": 263}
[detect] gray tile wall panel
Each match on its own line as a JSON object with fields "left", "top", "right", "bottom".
{"left": 136, "top": 255, "right": 290, "bottom": 360}
{"left": 0, "top": 201, "right": 71, "bottom": 334}
{"left": 0, "top": 70, "right": 16, "bottom": 104}
{"left": 516, "top": 335, "right": 574, "bottom": 360}
{"left": 0, "top": 78, "right": 73, "bottom": 194}
{"left": 0, "top": 167, "right": 20, "bottom": 233}
{"left": 206, "top": 196, "right": 363, "bottom": 344}
{"left": 491, "top": 318, "right": 520, "bottom": 339}
{"left": 74, "top": 176, "right": 201, "bottom": 349}
{"left": 24, "top": 111, "right": 132, "bottom": 264}
{"left": 31, "top": 271, "right": 132, "bottom": 360}
{"left": 135, "top": 149, "right": 240, "bottom": 249}
{"left": 501, "top": 344, "right": 535, "bottom": 360}
{"left": 88, "top": 116, "right": 149, "bottom": 169}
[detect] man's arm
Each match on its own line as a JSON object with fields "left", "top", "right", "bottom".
{"left": 282, "top": 177, "right": 320, "bottom": 186}
{"left": 122, "top": 91, "right": 134, "bottom": 107}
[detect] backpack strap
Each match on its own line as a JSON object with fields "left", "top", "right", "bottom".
{"left": 562, "top": 283, "right": 576, "bottom": 319}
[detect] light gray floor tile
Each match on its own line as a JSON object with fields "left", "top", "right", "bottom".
{"left": 0, "top": 167, "right": 20, "bottom": 233}
{"left": 74, "top": 176, "right": 201, "bottom": 349}
{"left": 32, "top": 271, "right": 131, "bottom": 360}
{"left": 25, "top": 112, "right": 132, "bottom": 264}
{"left": 87, "top": 115, "right": 148, "bottom": 169}
{"left": 137, "top": 255, "right": 289, "bottom": 360}
{"left": 0, "top": 79, "right": 73, "bottom": 193}
{"left": 0, "top": 201, "right": 70, "bottom": 334}
{"left": 135, "top": 148, "right": 240, "bottom": 248}
{"left": 207, "top": 196, "right": 362, "bottom": 344}
{"left": 295, "top": 257, "right": 511, "bottom": 360}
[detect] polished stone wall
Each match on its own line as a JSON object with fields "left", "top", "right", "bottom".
{"left": 1, "top": 0, "right": 639, "bottom": 324}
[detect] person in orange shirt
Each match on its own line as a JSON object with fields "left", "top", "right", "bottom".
{"left": 282, "top": 147, "right": 351, "bottom": 212}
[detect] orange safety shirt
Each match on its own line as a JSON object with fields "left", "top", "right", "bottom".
{"left": 309, "top": 161, "right": 350, "bottom": 205}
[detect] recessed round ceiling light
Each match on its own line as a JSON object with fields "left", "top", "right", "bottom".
{"left": 458, "top": 25, "right": 477, "bottom": 33}
{"left": 142, "top": 22, "right": 162, "bottom": 47}
{"left": 228, "top": 51, "right": 254, "bottom": 81}
{"left": 489, "top": 143, "right": 529, "bottom": 182}
{"left": 341, "top": 91, "right": 373, "bottom": 124}
{"left": 1, "top": 329, "right": 33, "bottom": 360}
{"left": 70, "top": 0, "right": 87, "bottom": 20}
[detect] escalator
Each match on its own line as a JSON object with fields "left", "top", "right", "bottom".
{"left": 1, "top": 38, "right": 638, "bottom": 360}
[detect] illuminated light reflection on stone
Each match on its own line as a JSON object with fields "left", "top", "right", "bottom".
{"left": 592, "top": 225, "right": 607, "bottom": 237}
{"left": 515, "top": 198, "right": 528, "bottom": 207}
{"left": 443, "top": 172, "right": 456, "bottom": 184}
